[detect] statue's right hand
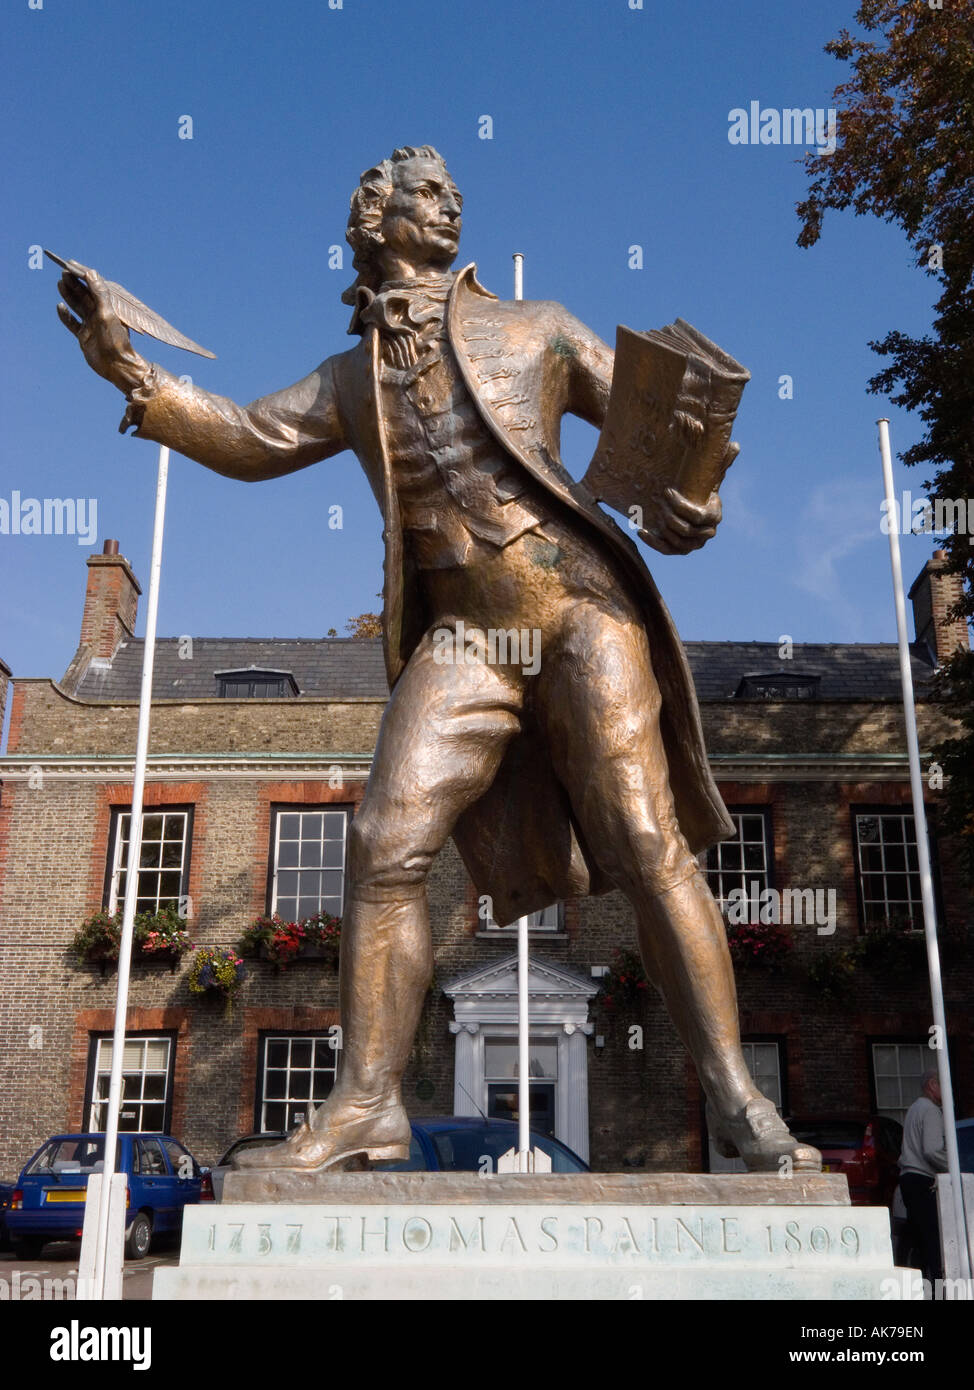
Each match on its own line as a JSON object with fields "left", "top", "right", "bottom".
{"left": 57, "top": 261, "right": 146, "bottom": 393}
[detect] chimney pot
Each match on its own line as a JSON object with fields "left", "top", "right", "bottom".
{"left": 103, "top": 539, "right": 119, "bottom": 555}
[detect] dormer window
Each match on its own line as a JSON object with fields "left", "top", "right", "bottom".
{"left": 735, "top": 673, "right": 821, "bottom": 700}
{"left": 216, "top": 668, "right": 298, "bottom": 698}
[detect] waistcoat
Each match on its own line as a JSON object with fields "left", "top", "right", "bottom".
{"left": 370, "top": 278, "right": 550, "bottom": 569}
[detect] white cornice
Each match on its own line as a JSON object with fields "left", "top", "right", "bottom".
{"left": 0, "top": 750, "right": 916, "bottom": 783}
{"left": 0, "top": 753, "right": 373, "bottom": 780}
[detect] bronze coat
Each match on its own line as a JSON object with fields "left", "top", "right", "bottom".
{"left": 130, "top": 264, "right": 734, "bottom": 922}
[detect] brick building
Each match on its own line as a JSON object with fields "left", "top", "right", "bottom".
{"left": 0, "top": 543, "right": 970, "bottom": 1175}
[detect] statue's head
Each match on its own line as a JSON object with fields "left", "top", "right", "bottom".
{"left": 343, "top": 146, "right": 462, "bottom": 304}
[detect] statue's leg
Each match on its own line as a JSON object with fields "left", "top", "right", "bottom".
{"left": 236, "top": 628, "right": 524, "bottom": 1172}
{"left": 537, "top": 599, "right": 821, "bottom": 1172}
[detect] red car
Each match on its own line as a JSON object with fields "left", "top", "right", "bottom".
{"left": 785, "top": 1115, "right": 903, "bottom": 1205}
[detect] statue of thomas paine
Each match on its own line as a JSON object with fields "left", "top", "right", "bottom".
{"left": 56, "top": 144, "right": 821, "bottom": 1175}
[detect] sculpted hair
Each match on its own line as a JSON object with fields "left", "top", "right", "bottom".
{"left": 343, "top": 145, "right": 453, "bottom": 307}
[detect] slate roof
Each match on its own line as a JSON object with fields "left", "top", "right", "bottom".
{"left": 70, "top": 637, "right": 936, "bottom": 703}
{"left": 682, "top": 641, "right": 935, "bottom": 700}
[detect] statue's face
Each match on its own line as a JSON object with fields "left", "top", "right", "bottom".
{"left": 379, "top": 157, "right": 463, "bottom": 269}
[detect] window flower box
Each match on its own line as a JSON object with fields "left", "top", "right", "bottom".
{"left": 238, "top": 912, "right": 342, "bottom": 970}
{"left": 725, "top": 920, "right": 794, "bottom": 971}
{"left": 71, "top": 906, "right": 191, "bottom": 974}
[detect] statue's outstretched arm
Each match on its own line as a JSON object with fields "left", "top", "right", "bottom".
{"left": 121, "top": 359, "right": 346, "bottom": 482}
{"left": 57, "top": 262, "right": 346, "bottom": 482}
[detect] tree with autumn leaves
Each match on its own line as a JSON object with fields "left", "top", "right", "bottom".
{"left": 798, "top": 0, "right": 974, "bottom": 869}
{"left": 326, "top": 594, "right": 383, "bottom": 639}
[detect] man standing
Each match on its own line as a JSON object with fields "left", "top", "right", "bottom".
{"left": 55, "top": 144, "right": 820, "bottom": 1176}
{"left": 899, "top": 1071, "right": 948, "bottom": 1284}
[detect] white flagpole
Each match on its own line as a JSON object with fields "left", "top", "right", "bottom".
{"left": 512, "top": 253, "right": 531, "bottom": 1167}
{"left": 86, "top": 445, "right": 170, "bottom": 1298}
{"left": 877, "top": 418, "right": 971, "bottom": 1283}
{"left": 517, "top": 914, "right": 530, "bottom": 1163}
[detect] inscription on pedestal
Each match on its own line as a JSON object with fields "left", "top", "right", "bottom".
{"left": 182, "top": 1204, "right": 886, "bottom": 1268}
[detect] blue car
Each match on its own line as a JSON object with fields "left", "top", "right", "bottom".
{"left": 7, "top": 1133, "right": 212, "bottom": 1259}
{"left": 379, "top": 1116, "right": 590, "bottom": 1173}
{"left": 216, "top": 1116, "right": 589, "bottom": 1193}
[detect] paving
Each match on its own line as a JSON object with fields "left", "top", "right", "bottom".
{"left": 0, "top": 1243, "right": 177, "bottom": 1301}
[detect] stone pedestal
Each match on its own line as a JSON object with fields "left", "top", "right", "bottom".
{"left": 153, "top": 1172, "right": 921, "bottom": 1301}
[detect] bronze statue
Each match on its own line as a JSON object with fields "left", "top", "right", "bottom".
{"left": 56, "top": 145, "right": 821, "bottom": 1175}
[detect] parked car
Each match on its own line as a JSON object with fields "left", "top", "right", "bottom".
{"left": 784, "top": 1115, "right": 903, "bottom": 1205}
{"left": 211, "top": 1132, "right": 289, "bottom": 1200}
{"left": 0, "top": 1181, "right": 15, "bottom": 1252}
{"left": 213, "top": 1117, "right": 588, "bottom": 1195}
{"left": 6, "top": 1133, "right": 213, "bottom": 1259}
{"left": 387, "top": 1117, "right": 590, "bottom": 1173}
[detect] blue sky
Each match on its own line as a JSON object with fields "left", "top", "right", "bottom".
{"left": 0, "top": 0, "right": 948, "bottom": 695}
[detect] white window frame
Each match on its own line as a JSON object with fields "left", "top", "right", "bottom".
{"left": 706, "top": 810, "right": 771, "bottom": 913}
{"left": 88, "top": 1035, "right": 173, "bottom": 1132}
{"left": 483, "top": 1033, "right": 559, "bottom": 1135}
{"left": 270, "top": 807, "right": 348, "bottom": 921}
{"left": 872, "top": 1041, "right": 927, "bottom": 1123}
{"left": 258, "top": 1033, "right": 342, "bottom": 1133}
{"left": 854, "top": 811, "right": 924, "bottom": 931}
{"left": 108, "top": 809, "right": 189, "bottom": 915}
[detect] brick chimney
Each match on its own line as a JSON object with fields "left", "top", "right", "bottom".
{"left": 58, "top": 540, "right": 143, "bottom": 695}
{"left": 908, "top": 549, "right": 970, "bottom": 664}
{"left": 79, "top": 539, "right": 142, "bottom": 660}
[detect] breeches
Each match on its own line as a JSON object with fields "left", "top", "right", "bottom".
{"left": 347, "top": 521, "right": 699, "bottom": 906}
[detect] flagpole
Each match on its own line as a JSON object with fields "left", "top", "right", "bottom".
{"left": 877, "top": 418, "right": 971, "bottom": 1284}
{"left": 511, "top": 252, "right": 531, "bottom": 1165}
{"left": 513, "top": 252, "right": 524, "bottom": 304}
{"left": 87, "top": 444, "right": 170, "bottom": 1298}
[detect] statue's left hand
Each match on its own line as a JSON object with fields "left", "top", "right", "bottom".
{"left": 56, "top": 261, "right": 148, "bottom": 394}
{"left": 639, "top": 486, "right": 722, "bottom": 556}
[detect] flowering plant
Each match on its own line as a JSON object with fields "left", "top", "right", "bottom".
{"left": 187, "top": 946, "right": 246, "bottom": 999}
{"left": 237, "top": 911, "right": 342, "bottom": 968}
{"left": 725, "top": 920, "right": 794, "bottom": 970}
{"left": 598, "top": 949, "right": 650, "bottom": 1010}
{"left": 134, "top": 904, "right": 191, "bottom": 957}
{"left": 71, "top": 904, "right": 190, "bottom": 965}
{"left": 71, "top": 910, "right": 122, "bottom": 963}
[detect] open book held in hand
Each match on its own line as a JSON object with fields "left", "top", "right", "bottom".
{"left": 583, "top": 320, "right": 749, "bottom": 522}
